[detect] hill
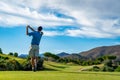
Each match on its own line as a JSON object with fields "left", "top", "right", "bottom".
{"left": 80, "top": 45, "right": 120, "bottom": 60}
{"left": 57, "top": 52, "right": 69, "bottom": 57}
{"left": 19, "top": 54, "right": 28, "bottom": 58}
{"left": 61, "top": 54, "right": 85, "bottom": 60}
{"left": 0, "top": 53, "right": 24, "bottom": 62}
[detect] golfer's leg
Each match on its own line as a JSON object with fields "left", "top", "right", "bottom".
{"left": 29, "top": 46, "right": 35, "bottom": 71}
{"left": 34, "top": 57, "right": 37, "bottom": 70}
{"left": 34, "top": 45, "right": 39, "bottom": 71}
{"left": 31, "top": 57, "right": 35, "bottom": 68}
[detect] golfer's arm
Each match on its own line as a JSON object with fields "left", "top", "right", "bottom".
{"left": 26, "top": 26, "right": 29, "bottom": 35}
{"left": 28, "top": 26, "right": 35, "bottom": 32}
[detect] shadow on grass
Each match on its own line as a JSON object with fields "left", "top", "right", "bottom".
{"left": 42, "top": 67, "right": 59, "bottom": 71}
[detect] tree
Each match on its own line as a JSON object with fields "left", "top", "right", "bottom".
{"left": 102, "top": 55, "right": 117, "bottom": 72}
{"left": 44, "top": 52, "right": 59, "bottom": 61}
{"left": 108, "top": 56, "right": 116, "bottom": 60}
{"left": 14, "top": 52, "right": 18, "bottom": 57}
{"left": 8, "top": 52, "right": 13, "bottom": 56}
{"left": 0, "top": 48, "right": 3, "bottom": 54}
{"left": 44, "top": 52, "right": 52, "bottom": 57}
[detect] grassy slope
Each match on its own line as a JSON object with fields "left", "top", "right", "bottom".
{"left": 0, "top": 54, "right": 120, "bottom": 80}
{"left": 0, "top": 54, "right": 25, "bottom": 63}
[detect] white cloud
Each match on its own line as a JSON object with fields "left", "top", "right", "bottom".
{"left": 66, "top": 29, "right": 113, "bottom": 38}
{"left": 66, "top": 18, "right": 120, "bottom": 38}
{"left": 0, "top": 0, "right": 74, "bottom": 27}
{"left": 43, "top": 30, "right": 64, "bottom": 36}
{"left": 0, "top": 0, "right": 120, "bottom": 38}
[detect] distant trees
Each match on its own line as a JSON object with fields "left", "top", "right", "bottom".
{"left": 8, "top": 52, "right": 18, "bottom": 57}
{"left": 44, "top": 52, "right": 52, "bottom": 57}
{"left": 56, "top": 55, "right": 118, "bottom": 68}
{"left": 8, "top": 52, "right": 13, "bottom": 56}
{"left": 89, "top": 55, "right": 118, "bottom": 72}
{"left": 14, "top": 52, "right": 18, "bottom": 57}
{"left": 44, "top": 52, "right": 59, "bottom": 61}
{"left": 0, "top": 48, "right": 3, "bottom": 54}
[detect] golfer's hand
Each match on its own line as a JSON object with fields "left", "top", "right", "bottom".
{"left": 41, "top": 32, "right": 43, "bottom": 35}
{"left": 27, "top": 25, "right": 30, "bottom": 28}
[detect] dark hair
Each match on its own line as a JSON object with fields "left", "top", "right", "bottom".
{"left": 38, "top": 26, "right": 43, "bottom": 31}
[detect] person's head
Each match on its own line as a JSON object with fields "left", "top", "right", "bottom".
{"left": 37, "top": 26, "right": 43, "bottom": 31}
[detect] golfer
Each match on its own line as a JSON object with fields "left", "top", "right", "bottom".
{"left": 26, "top": 25, "right": 43, "bottom": 72}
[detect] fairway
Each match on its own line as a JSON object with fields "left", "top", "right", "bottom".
{"left": 0, "top": 61, "right": 120, "bottom": 80}
{"left": 0, "top": 71, "right": 120, "bottom": 80}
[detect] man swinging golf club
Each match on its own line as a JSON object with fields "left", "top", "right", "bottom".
{"left": 26, "top": 25, "right": 43, "bottom": 72}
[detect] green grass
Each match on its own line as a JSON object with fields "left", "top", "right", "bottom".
{"left": 44, "top": 61, "right": 93, "bottom": 72}
{"left": 0, "top": 55, "right": 120, "bottom": 80}
{"left": 0, "top": 71, "right": 120, "bottom": 80}
{"left": 0, "top": 61, "right": 120, "bottom": 80}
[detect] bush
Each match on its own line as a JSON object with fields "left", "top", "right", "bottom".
{"left": 22, "top": 58, "right": 44, "bottom": 71}
{"left": 0, "top": 56, "right": 9, "bottom": 60}
{"left": 101, "top": 66, "right": 114, "bottom": 72}
{"left": 0, "top": 60, "right": 7, "bottom": 71}
{"left": 6, "top": 59, "right": 22, "bottom": 70}
{"left": 22, "top": 60, "right": 32, "bottom": 71}
{"left": 92, "top": 66, "right": 100, "bottom": 71}
{"left": 115, "top": 66, "right": 120, "bottom": 72}
{"left": 37, "top": 58, "right": 44, "bottom": 70}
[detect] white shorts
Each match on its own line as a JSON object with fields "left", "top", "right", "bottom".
{"left": 29, "top": 45, "right": 39, "bottom": 57}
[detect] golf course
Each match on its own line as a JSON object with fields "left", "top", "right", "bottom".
{"left": 0, "top": 61, "right": 120, "bottom": 80}
{"left": 0, "top": 71, "right": 120, "bottom": 80}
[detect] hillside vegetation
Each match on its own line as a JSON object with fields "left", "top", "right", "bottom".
{"left": 0, "top": 54, "right": 120, "bottom": 80}
{"left": 0, "top": 53, "right": 43, "bottom": 71}
{"left": 0, "top": 54, "right": 24, "bottom": 62}
{"left": 0, "top": 61, "right": 120, "bottom": 80}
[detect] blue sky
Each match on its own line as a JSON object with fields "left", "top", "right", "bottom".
{"left": 0, "top": 0, "right": 120, "bottom": 54}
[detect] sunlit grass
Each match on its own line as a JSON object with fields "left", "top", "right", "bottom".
{"left": 0, "top": 54, "right": 25, "bottom": 64}
{"left": 0, "top": 71, "right": 120, "bottom": 80}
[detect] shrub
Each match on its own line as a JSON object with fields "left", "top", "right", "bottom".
{"left": 4, "top": 57, "right": 9, "bottom": 60}
{"left": 22, "top": 58, "right": 44, "bottom": 71}
{"left": 0, "top": 60, "right": 7, "bottom": 71}
{"left": 6, "top": 59, "right": 22, "bottom": 70}
{"left": 115, "top": 66, "right": 120, "bottom": 72}
{"left": 22, "top": 60, "right": 32, "bottom": 71}
{"left": 92, "top": 66, "right": 100, "bottom": 71}
{"left": 101, "top": 66, "right": 114, "bottom": 72}
{"left": 37, "top": 58, "right": 44, "bottom": 70}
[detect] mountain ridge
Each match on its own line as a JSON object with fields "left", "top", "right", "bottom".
{"left": 79, "top": 45, "right": 120, "bottom": 60}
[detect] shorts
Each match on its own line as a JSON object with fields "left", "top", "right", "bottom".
{"left": 29, "top": 45, "right": 39, "bottom": 58}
